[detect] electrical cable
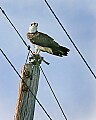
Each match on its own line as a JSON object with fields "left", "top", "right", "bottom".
{"left": 0, "top": 7, "right": 28, "bottom": 48}
{"left": 0, "top": 48, "right": 53, "bottom": 120}
{"left": 40, "top": 66, "right": 68, "bottom": 120}
{"left": 44, "top": 0, "right": 96, "bottom": 79}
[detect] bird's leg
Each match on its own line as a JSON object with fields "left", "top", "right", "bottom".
{"left": 31, "top": 44, "right": 36, "bottom": 54}
{"left": 36, "top": 48, "right": 40, "bottom": 54}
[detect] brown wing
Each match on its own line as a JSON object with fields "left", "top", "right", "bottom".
{"left": 27, "top": 32, "right": 60, "bottom": 48}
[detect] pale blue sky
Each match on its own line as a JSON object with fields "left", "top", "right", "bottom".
{"left": 0, "top": 0, "right": 96, "bottom": 120}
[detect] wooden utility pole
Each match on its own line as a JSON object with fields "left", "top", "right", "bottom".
{"left": 14, "top": 54, "right": 43, "bottom": 120}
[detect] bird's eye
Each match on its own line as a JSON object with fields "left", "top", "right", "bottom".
{"left": 31, "top": 23, "right": 36, "bottom": 26}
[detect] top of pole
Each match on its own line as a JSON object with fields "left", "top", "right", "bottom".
{"left": 29, "top": 53, "right": 50, "bottom": 65}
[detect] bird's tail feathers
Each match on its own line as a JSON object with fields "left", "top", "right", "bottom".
{"left": 51, "top": 46, "right": 70, "bottom": 57}
{"left": 58, "top": 46, "right": 70, "bottom": 56}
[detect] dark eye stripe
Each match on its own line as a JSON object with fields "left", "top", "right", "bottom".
{"left": 31, "top": 23, "right": 36, "bottom": 26}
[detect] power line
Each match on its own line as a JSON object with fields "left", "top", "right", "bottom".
{"left": 0, "top": 48, "right": 53, "bottom": 120}
{"left": 0, "top": 7, "right": 67, "bottom": 120}
{"left": 44, "top": 0, "right": 96, "bottom": 79}
{"left": 40, "top": 66, "right": 68, "bottom": 120}
{"left": 0, "top": 7, "right": 28, "bottom": 48}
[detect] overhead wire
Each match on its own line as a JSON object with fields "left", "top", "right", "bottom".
{"left": 44, "top": 0, "right": 96, "bottom": 79}
{"left": 0, "top": 7, "right": 28, "bottom": 48}
{"left": 0, "top": 7, "right": 67, "bottom": 120}
{"left": 40, "top": 66, "right": 68, "bottom": 120}
{"left": 0, "top": 48, "right": 53, "bottom": 120}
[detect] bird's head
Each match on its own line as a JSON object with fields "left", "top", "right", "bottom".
{"left": 29, "top": 22, "right": 38, "bottom": 33}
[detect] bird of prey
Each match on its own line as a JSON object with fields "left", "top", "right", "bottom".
{"left": 27, "top": 22, "right": 70, "bottom": 57}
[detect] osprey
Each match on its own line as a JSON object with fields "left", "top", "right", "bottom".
{"left": 27, "top": 22, "right": 70, "bottom": 57}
